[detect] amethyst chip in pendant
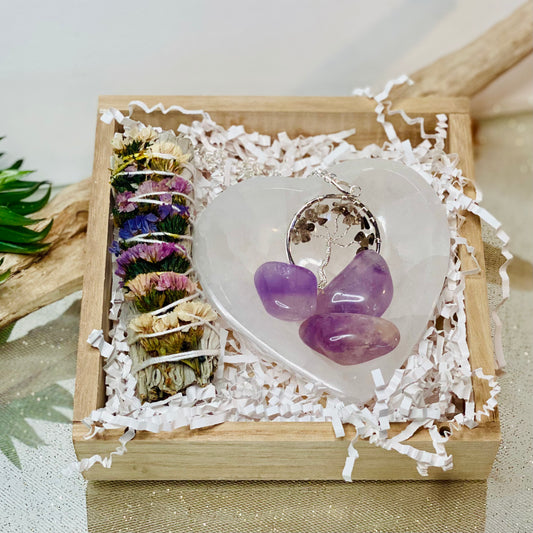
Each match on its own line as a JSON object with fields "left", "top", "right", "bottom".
{"left": 254, "top": 261, "right": 317, "bottom": 321}
{"left": 299, "top": 313, "right": 400, "bottom": 365}
{"left": 317, "top": 249, "right": 393, "bottom": 317}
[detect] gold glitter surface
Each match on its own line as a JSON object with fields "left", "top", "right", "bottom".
{"left": 87, "top": 479, "right": 488, "bottom": 533}
{"left": 476, "top": 112, "right": 533, "bottom": 532}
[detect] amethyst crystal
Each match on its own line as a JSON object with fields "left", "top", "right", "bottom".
{"left": 317, "top": 250, "right": 393, "bottom": 317}
{"left": 254, "top": 262, "right": 317, "bottom": 321}
{"left": 299, "top": 313, "right": 400, "bottom": 365}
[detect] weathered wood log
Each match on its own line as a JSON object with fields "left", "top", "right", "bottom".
{"left": 389, "top": 1, "right": 533, "bottom": 99}
{"left": 0, "top": 178, "right": 90, "bottom": 329}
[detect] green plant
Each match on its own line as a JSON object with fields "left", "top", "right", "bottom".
{"left": 0, "top": 258, "right": 9, "bottom": 284}
{"left": 0, "top": 139, "right": 53, "bottom": 282}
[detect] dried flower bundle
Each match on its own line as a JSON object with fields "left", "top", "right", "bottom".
{"left": 109, "top": 125, "right": 220, "bottom": 402}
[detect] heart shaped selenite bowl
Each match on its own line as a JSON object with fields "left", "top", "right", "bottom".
{"left": 193, "top": 159, "right": 450, "bottom": 402}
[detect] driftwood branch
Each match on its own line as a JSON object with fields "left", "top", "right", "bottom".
{"left": 390, "top": 1, "right": 533, "bottom": 99}
{"left": 0, "top": 178, "right": 90, "bottom": 329}
{"left": 0, "top": 3, "right": 532, "bottom": 329}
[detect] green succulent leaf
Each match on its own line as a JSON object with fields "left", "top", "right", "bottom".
{"left": 8, "top": 159, "right": 24, "bottom": 170}
{"left": 0, "top": 180, "right": 49, "bottom": 204}
{"left": 0, "top": 179, "right": 48, "bottom": 191}
{"left": 0, "top": 206, "right": 42, "bottom": 227}
{"left": 6, "top": 184, "right": 52, "bottom": 215}
{"left": 0, "top": 175, "right": 16, "bottom": 190}
{"left": 0, "top": 269, "right": 9, "bottom": 284}
{"left": 0, "top": 322, "right": 14, "bottom": 342}
{"left": 0, "top": 220, "right": 53, "bottom": 244}
{"left": 0, "top": 383, "right": 73, "bottom": 469}
{"left": 0, "top": 169, "right": 34, "bottom": 188}
{"left": 0, "top": 241, "right": 51, "bottom": 254}
{"left": 0, "top": 257, "right": 10, "bottom": 284}
{"left": 0, "top": 140, "right": 53, "bottom": 262}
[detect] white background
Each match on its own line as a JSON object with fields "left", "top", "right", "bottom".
{"left": 1, "top": 0, "right": 531, "bottom": 185}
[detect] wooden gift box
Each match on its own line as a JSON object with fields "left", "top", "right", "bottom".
{"left": 73, "top": 96, "right": 500, "bottom": 480}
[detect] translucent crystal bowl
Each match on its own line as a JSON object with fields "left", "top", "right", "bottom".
{"left": 193, "top": 159, "right": 450, "bottom": 402}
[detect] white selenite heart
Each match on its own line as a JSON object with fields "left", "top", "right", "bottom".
{"left": 193, "top": 159, "right": 450, "bottom": 402}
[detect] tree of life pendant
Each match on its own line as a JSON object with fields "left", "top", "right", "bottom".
{"left": 286, "top": 169, "right": 382, "bottom": 289}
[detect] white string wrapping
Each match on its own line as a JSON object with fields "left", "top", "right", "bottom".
{"left": 70, "top": 77, "right": 509, "bottom": 480}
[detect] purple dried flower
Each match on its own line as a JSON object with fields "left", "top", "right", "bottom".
{"left": 159, "top": 192, "right": 173, "bottom": 204}
{"left": 137, "top": 176, "right": 192, "bottom": 197}
{"left": 125, "top": 272, "right": 196, "bottom": 299}
{"left": 136, "top": 180, "right": 159, "bottom": 196}
{"left": 115, "top": 242, "right": 187, "bottom": 278}
{"left": 175, "top": 204, "right": 189, "bottom": 216}
{"left": 167, "top": 176, "right": 192, "bottom": 195}
{"left": 108, "top": 240, "right": 121, "bottom": 256}
{"left": 119, "top": 214, "right": 158, "bottom": 240}
{"left": 116, "top": 191, "right": 136, "bottom": 213}
{"left": 158, "top": 204, "right": 173, "bottom": 219}
{"left": 155, "top": 272, "right": 194, "bottom": 292}
{"left": 157, "top": 203, "right": 189, "bottom": 220}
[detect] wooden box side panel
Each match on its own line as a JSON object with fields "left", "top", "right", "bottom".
{"left": 449, "top": 113, "right": 496, "bottom": 417}
{"left": 73, "top": 421, "right": 500, "bottom": 481}
{"left": 99, "top": 95, "right": 469, "bottom": 150}
{"left": 73, "top": 119, "right": 116, "bottom": 421}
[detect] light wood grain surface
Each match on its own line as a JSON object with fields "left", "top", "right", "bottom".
{"left": 389, "top": 1, "right": 533, "bottom": 99}
{"left": 98, "top": 95, "right": 471, "bottom": 114}
{"left": 72, "top": 120, "right": 115, "bottom": 422}
{"left": 449, "top": 113, "right": 497, "bottom": 419}
{"left": 73, "top": 420, "right": 500, "bottom": 481}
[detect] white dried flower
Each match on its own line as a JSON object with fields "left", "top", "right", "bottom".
{"left": 124, "top": 125, "right": 158, "bottom": 144}
{"left": 111, "top": 133, "right": 126, "bottom": 151}
{"left": 174, "top": 301, "right": 217, "bottom": 323}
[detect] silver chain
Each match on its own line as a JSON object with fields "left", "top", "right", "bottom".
{"left": 311, "top": 168, "right": 362, "bottom": 198}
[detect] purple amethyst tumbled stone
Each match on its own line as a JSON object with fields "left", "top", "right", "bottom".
{"left": 317, "top": 249, "right": 393, "bottom": 317}
{"left": 254, "top": 261, "right": 317, "bottom": 321}
{"left": 299, "top": 313, "right": 400, "bottom": 365}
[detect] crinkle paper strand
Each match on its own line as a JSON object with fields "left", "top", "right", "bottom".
{"left": 71, "top": 76, "right": 509, "bottom": 480}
